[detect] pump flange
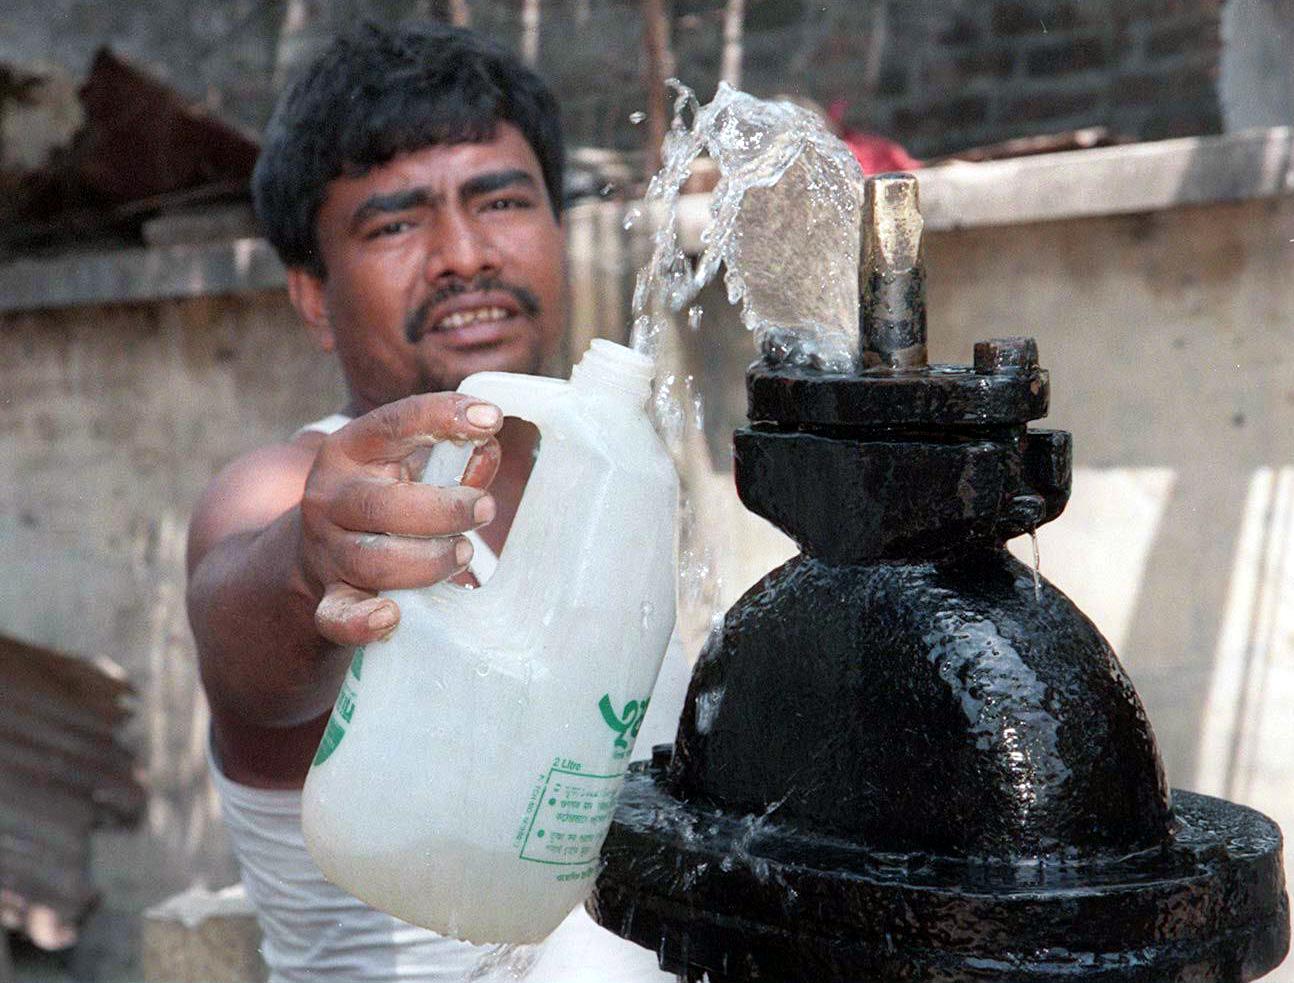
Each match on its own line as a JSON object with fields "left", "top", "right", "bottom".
{"left": 593, "top": 757, "right": 1288, "bottom": 983}
{"left": 746, "top": 360, "right": 1049, "bottom": 431}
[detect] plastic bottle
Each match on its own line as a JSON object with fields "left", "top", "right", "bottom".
{"left": 301, "top": 339, "right": 678, "bottom": 944}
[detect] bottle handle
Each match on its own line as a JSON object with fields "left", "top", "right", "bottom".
{"left": 420, "top": 372, "right": 566, "bottom": 593}
{"left": 420, "top": 440, "right": 477, "bottom": 490}
{"left": 422, "top": 373, "right": 564, "bottom": 488}
{"left": 455, "top": 372, "right": 565, "bottom": 432}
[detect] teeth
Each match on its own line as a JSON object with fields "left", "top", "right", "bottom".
{"left": 436, "top": 307, "right": 510, "bottom": 331}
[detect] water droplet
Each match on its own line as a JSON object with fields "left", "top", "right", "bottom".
{"left": 1030, "top": 530, "right": 1042, "bottom": 603}
{"left": 629, "top": 110, "right": 647, "bottom": 124}
{"left": 474, "top": 661, "right": 491, "bottom": 678}
{"left": 687, "top": 305, "right": 703, "bottom": 331}
{"left": 695, "top": 685, "right": 725, "bottom": 734}
{"left": 622, "top": 206, "right": 643, "bottom": 231}
{"left": 599, "top": 182, "right": 616, "bottom": 197}
{"left": 640, "top": 601, "right": 654, "bottom": 630}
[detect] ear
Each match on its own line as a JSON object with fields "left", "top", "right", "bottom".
{"left": 287, "top": 267, "right": 335, "bottom": 353}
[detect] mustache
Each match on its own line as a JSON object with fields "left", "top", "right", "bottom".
{"left": 404, "top": 276, "right": 542, "bottom": 343}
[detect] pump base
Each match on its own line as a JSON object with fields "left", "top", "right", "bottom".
{"left": 591, "top": 761, "right": 1289, "bottom": 983}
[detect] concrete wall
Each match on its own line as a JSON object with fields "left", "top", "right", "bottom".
{"left": 666, "top": 192, "right": 1294, "bottom": 783}
{"left": 924, "top": 197, "right": 1294, "bottom": 794}
{"left": 0, "top": 290, "right": 345, "bottom": 977}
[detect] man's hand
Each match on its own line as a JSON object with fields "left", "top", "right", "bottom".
{"left": 300, "top": 394, "right": 503, "bottom": 647}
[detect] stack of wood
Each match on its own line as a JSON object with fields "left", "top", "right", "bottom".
{"left": 0, "top": 634, "right": 144, "bottom": 956}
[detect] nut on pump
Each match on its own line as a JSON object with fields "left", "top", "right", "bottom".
{"left": 301, "top": 339, "right": 679, "bottom": 944}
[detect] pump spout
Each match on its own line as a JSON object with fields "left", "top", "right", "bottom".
{"left": 860, "top": 173, "right": 928, "bottom": 372}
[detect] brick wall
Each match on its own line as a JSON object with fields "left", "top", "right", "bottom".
{"left": 1, "top": 0, "right": 1227, "bottom": 163}
{"left": 858, "top": 0, "right": 1227, "bottom": 155}
{"left": 665, "top": 0, "right": 1227, "bottom": 157}
{"left": 484, "top": 0, "right": 1227, "bottom": 159}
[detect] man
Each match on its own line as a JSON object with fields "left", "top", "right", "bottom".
{"left": 186, "top": 22, "right": 679, "bottom": 981}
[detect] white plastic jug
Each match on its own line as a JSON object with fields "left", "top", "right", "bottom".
{"left": 301, "top": 339, "right": 679, "bottom": 944}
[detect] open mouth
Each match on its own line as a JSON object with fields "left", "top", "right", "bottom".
{"left": 433, "top": 306, "right": 513, "bottom": 332}
{"left": 426, "top": 303, "right": 520, "bottom": 349}
{"left": 408, "top": 282, "right": 541, "bottom": 348}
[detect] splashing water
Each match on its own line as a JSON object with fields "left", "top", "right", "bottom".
{"left": 629, "top": 81, "right": 864, "bottom": 649}
{"left": 630, "top": 81, "right": 864, "bottom": 371}
{"left": 648, "top": 367, "right": 725, "bottom": 647}
{"left": 466, "top": 943, "right": 541, "bottom": 981}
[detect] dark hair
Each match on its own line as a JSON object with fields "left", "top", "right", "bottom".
{"left": 253, "top": 22, "right": 564, "bottom": 277}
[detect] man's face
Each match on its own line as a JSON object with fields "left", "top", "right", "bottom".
{"left": 298, "top": 124, "right": 567, "bottom": 411}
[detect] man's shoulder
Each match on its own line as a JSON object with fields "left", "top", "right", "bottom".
{"left": 204, "top": 434, "right": 323, "bottom": 509}
{"left": 186, "top": 436, "right": 322, "bottom": 573}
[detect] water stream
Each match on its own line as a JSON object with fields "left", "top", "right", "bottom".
{"left": 467, "top": 83, "right": 866, "bottom": 982}
{"left": 628, "top": 81, "right": 866, "bottom": 649}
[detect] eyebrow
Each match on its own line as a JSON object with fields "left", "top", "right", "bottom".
{"left": 459, "top": 168, "right": 538, "bottom": 200}
{"left": 350, "top": 188, "right": 432, "bottom": 233}
{"left": 349, "top": 170, "right": 541, "bottom": 233}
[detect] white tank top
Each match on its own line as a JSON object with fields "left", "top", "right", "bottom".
{"left": 209, "top": 414, "right": 683, "bottom": 982}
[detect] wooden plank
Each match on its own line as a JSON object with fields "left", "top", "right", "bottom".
{"left": 0, "top": 708, "right": 135, "bottom": 780}
{"left": 0, "top": 634, "right": 131, "bottom": 696}
{"left": 0, "top": 775, "right": 98, "bottom": 835}
{"left": 0, "top": 745, "right": 142, "bottom": 821}
{"left": 8, "top": 689, "right": 123, "bottom": 743}
{"left": 0, "top": 633, "right": 142, "bottom": 946}
{"left": 915, "top": 126, "right": 1294, "bottom": 231}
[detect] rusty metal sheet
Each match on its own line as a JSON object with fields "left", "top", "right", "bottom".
{"left": 72, "top": 48, "right": 258, "bottom": 204}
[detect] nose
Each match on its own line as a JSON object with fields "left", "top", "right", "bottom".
{"left": 426, "top": 208, "right": 500, "bottom": 284}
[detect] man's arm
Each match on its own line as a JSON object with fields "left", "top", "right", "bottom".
{"left": 185, "top": 394, "right": 502, "bottom": 787}
{"left": 185, "top": 438, "right": 348, "bottom": 787}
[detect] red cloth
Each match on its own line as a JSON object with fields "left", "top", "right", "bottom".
{"left": 828, "top": 98, "right": 923, "bottom": 174}
{"left": 841, "top": 130, "right": 923, "bottom": 174}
